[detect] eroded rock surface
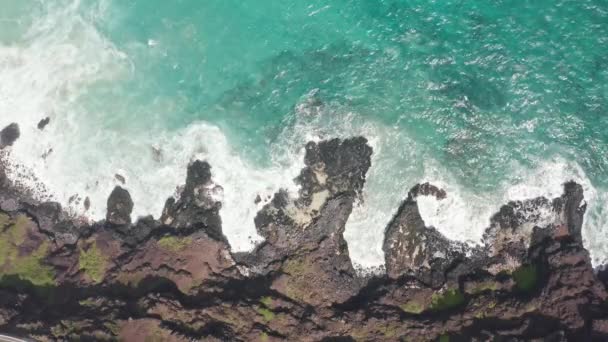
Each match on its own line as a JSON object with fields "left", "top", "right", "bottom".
{"left": 0, "top": 137, "right": 606, "bottom": 341}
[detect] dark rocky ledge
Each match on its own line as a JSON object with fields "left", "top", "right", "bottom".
{"left": 0, "top": 133, "right": 607, "bottom": 341}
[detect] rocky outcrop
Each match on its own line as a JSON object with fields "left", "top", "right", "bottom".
{"left": 106, "top": 186, "right": 133, "bottom": 226}
{"left": 0, "top": 137, "right": 606, "bottom": 341}
{"left": 0, "top": 123, "right": 20, "bottom": 148}
{"left": 383, "top": 193, "right": 468, "bottom": 287}
{"left": 37, "top": 117, "right": 51, "bottom": 131}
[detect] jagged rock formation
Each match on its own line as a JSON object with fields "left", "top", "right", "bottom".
{"left": 0, "top": 136, "right": 607, "bottom": 341}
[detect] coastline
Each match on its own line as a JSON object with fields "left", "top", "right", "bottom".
{"left": 0, "top": 125, "right": 607, "bottom": 341}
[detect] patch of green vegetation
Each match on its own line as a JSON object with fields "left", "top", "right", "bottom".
{"left": 104, "top": 321, "right": 121, "bottom": 335}
{"left": 116, "top": 271, "right": 146, "bottom": 288}
{"left": 51, "top": 320, "right": 87, "bottom": 338}
{"left": 5, "top": 242, "right": 55, "bottom": 286}
{"left": 0, "top": 238, "right": 12, "bottom": 267}
{"left": 257, "top": 307, "right": 275, "bottom": 322}
{"left": 470, "top": 282, "right": 498, "bottom": 294}
{"left": 524, "top": 304, "right": 538, "bottom": 313}
{"left": 79, "top": 298, "right": 99, "bottom": 307}
{"left": 513, "top": 264, "right": 538, "bottom": 292}
{"left": 379, "top": 324, "right": 398, "bottom": 338}
{"left": 400, "top": 301, "right": 425, "bottom": 314}
{"left": 439, "top": 334, "right": 450, "bottom": 342}
{"left": 9, "top": 215, "right": 30, "bottom": 244}
{"left": 283, "top": 258, "right": 315, "bottom": 302}
{"left": 430, "top": 288, "right": 465, "bottom": 311}
{"left": 79, "top": 243, "right": 108, "bottom": 283}
{"left": 144, "top": 333, "right": 164, "bottom": 342}
{"left": 0, "top": 214, "right": 56, "bottom": 287}
{"left": 0, "top": 213, "right": 9, "bottom": 227}
{"left": 260, "top": 332, "right": 269, "bottom": 342}
{"left": 0, "top": 214, "right": 31, "bottom": 267}
{"left": 260, "top": 296, "right": 273, "bottom": 307}
{"left": 157, "top": 236, "right": 192, "bottom": 253}
{"left": 488, "top": 301, "right": 497, "bottom": 309}
{"left": 283, "top": 258, "right": 307, "bottom": 275}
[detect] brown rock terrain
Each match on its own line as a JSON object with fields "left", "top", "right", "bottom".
{"left": 0, "top": 130, "right": 607, "bottom": 341}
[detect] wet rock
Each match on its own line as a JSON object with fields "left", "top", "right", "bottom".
{"left": 84, "top": 197, "right": 91, "bottom": 211}
{"left": 151, "top": 146, "right": 163, "bottom": 162}
{"left": 408, "top": 182, "right": 447, "bottom": 200}
{"left": 297, "top": 137, "right": 372, "bottom": 202}
{"left": 37, "top": 117, "right": 50, "bottom": 130}
{"left": 0, "top": 123, "right": 20, "bottom": 148}
{"left": 383, "top": 187, "right": 467, "bottom": 286}
{"left": 0, "top": 139, "right": 606, "bottom": 341}
{"left": 41, "top": 148, "right": 53, "bottom": 159}
{"left": 106, "top": 186, "right": 133, "bottom": 226}
{"left": 114, "top": 173, "right": 126, "bottom": 184}
{"left": 160, "top": 160, "right": 224, "bottom": 241}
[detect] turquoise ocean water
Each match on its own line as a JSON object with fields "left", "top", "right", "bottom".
{"left": 0, "top": 0, "right": 607, "bottom": 268}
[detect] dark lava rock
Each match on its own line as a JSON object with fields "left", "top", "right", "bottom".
{"left": 37, "top": 117, "right": 50, "bottom": 130}
{"left": 383, "top": 192, "right": 467, "bottom": 286}
{"left": 160, "top": 160, "right": 224, "bottom": 241}
{"left": 0, "top": 138, "right": 607, "bottom": 342}
{"left": 408, "top": 182, "right": 447, "bottom": 200}
{"left": 296, "top": 137, "right": 372, "bottom": 204}
{"left": 0, "top": 123, "right": 20, "bottom": 148}
{"left": 114, "top": 173, "right": 126, "bottom": 184}
{"left": 106, "top": 186, "right": 133, "bottom": 226}
{"left": 84, "top": 197, "right": 91, "bottom": 211}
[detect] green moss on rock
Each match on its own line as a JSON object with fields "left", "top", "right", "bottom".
{"left": 469, "top": 281, "right": 498, "bottom": 294}
{"left": 400, "top": 301, "right": 424, "bottom": 314}
{"left": 283, "top": 258, "right": 307, "bottom": 275}
{"left": 7, "top": 242, "right": 55, "bottom": 286}
{"left": 0, "top": 214, "right": 32, "bottom": 267}
{"left": 260, "top": 296, "right": 273, "bottom": 307}
{"left": 0, "top": 214, "right": 56, "bottom": 287}
{"left": 79, "top": 243, "right": 109, "bottom": 284}
{"left": 0, "top": 213, "right": 9, "bottom": 227}
{"left": 157, "top": 236, "right": 192, "bottom": 253}
{"left": 430, "top": 288, "right": 465, "bottom": 311}
{"left": 513, "top": 264, "right": 538, "bottom": 292}
{"left": 257, "top": 307, "right": 275, "bottom": 321}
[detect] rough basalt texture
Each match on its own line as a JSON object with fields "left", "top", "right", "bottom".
{"left": 0, "top": 136, "right": 607, "bottom": 341}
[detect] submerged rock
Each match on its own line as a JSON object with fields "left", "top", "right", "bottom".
{"left": 37, "top": 117, "right": 50, "bottom": 130}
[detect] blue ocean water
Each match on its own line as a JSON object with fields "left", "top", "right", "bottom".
{"left": 0, "top": 0, "right": 607, "bottom": 267}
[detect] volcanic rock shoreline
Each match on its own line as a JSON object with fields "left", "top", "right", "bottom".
{"left": 0, "top": 132, "right": 608, "bottom": 341}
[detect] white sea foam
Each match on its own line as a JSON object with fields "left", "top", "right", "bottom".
{"left": 288, "top": 101, "right": 608, "bottom": 269}
{"left": 415, "top": 157, "right": 608, "bottom": 267}
{"left": 0, "top": 0, "right": 303, "bottom": 252}
{"left": 1, "top": 1, "right": 607, "bottom": 270}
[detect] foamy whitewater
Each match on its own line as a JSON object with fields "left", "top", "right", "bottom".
{"left": 1, "top": 0, "right": 607, "bottom": 269}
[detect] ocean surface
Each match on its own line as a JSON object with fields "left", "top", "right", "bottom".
{"left": 1, "top": 0, "right": 607, "bottom": 269}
